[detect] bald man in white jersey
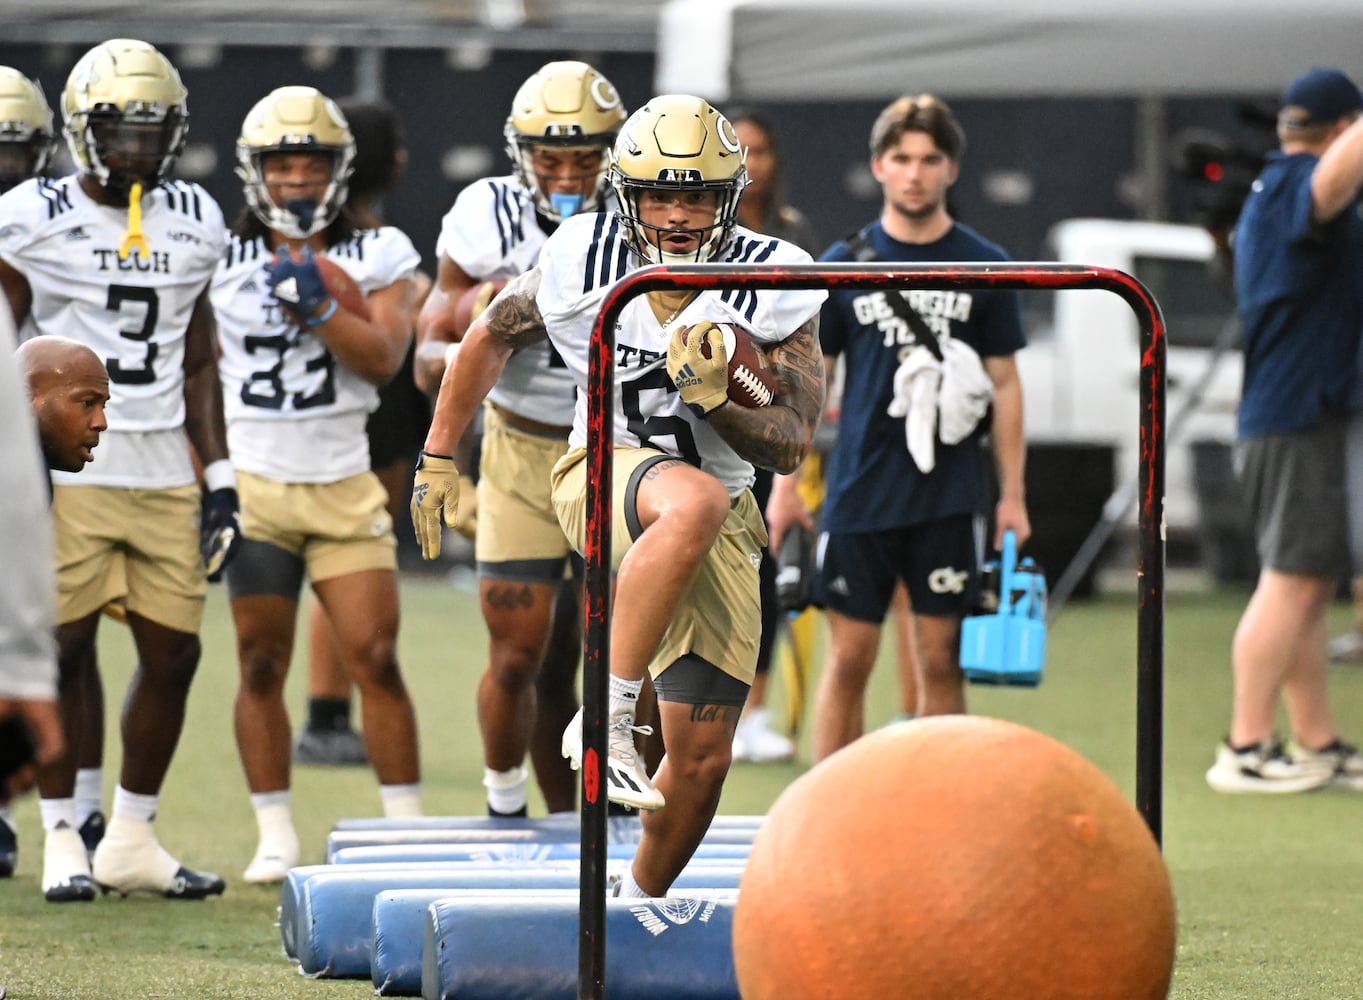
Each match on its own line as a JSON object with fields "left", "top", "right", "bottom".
{"left": 0, "top": 39, "right": 236, "bottom": 902}
{"left": 413, "top": 95, "right": 826, "bottom": 897}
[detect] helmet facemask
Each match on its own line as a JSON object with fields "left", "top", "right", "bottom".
{"left": 612, "top": 175, "right": 745, "bottom": 265}
{"left": 0, "top": 70, "right": 55, "bottom": 194}
{"left": 239, "top": 146, "right": 352, "bottom": 239}
{"left": 71, "top": 104, "right": 187, "bottom": 203}
{"left": 0, "top": 128, "right": 53, "bottom": 194}
{"left": 506, "top": 132, "right": 614, "bottom": 222}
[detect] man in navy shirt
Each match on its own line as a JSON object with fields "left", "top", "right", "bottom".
{"left": 767, "top": 95, "right": 1029, "bottom": 761}
{"left": 1205, "top": 68, "right": 1363, "bottom": 794}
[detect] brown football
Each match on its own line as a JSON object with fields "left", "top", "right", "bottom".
{"left": 681, "top": 321, "right": 778, "bottom": 408}
{"left": 454, "top": 279, "right": 508, "bottom": 338}
{"left": 315, "top": 256, "right": 370, "bottom": 320}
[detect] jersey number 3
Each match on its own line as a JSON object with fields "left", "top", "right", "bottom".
{"left": 105, "top": 284, "right": 159, "bottom": 385}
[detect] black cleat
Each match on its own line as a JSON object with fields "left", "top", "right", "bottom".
{"left": 487, "top": 804, "right": 529, "bottom": 818}
{"left": 292, "top": 726, "right": 367, "bottom": 767}
{"left": 78, "top": 811, "right": 106, "bottom": 856}
{"left": 44, "top": 875, "right": 97, "bottom": 903}
{"left": 160, "top": 866, "right": 227, "bottom": 900}
{"left": 0, "top": 816, "right": 16, "bottom": 878}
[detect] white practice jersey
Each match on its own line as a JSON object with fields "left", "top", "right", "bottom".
{"left": 536, "top": 214, "right": 827, "bottom": 496}
{"left": 0, "top": 176, "right": 226, "bottom": 488}
{"left": 212, "top": 226, "right": 420, "bottom": 484}
{"left": 437, "top": 175, "right": 618, "bottom": 427}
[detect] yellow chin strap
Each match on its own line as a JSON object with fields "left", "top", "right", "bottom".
{"left": 117, "top": 181, "right": 149, "bottom": 260}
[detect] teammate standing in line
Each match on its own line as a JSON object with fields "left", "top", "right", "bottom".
{"left": 415, "top": 61, "right": 626, "bottom": 817}
{"left": 0, "top": 38, "right": 238, "bottom": 901}
{"left": 213, "top": 86, "right": 424, "bottom": 882}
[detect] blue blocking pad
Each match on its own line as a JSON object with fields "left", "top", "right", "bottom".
{"left": 423, "top": 896, "right": 740, "bottom": 1000}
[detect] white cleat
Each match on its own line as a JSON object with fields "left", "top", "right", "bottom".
{"left": 242, "top": 835, "right": 300, "bottom": 885}
{"left": 42, "top": 823, "right": 96, "bottom": 903}
{"left": 733, "top": 707, "right": 796, "bottom": 763}
{"left": 93, "top": 820, "right": 225, "bottom": 899}
{"left": 562, "top": 706, "right": 665, "bottom": 811}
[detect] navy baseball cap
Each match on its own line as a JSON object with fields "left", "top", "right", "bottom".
{"left": 1281, "top": 67, "right": 1363, "bottom": 123}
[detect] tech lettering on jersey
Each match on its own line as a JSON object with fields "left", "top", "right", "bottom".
{"left": 614, "top": 341, "right": 666, "bottom": 371}
{"left": 91, "top": 247, "right": 172, "bottom": 273}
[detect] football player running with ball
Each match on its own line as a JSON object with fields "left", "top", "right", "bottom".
{"left": 413, "top": 95, "right": 826, "bottom": 897}
{"left": 0, "top": 39, "right": 238, "bottom": 902}
{"left": 211, "top": 87, "right": 424, "bottom": 883}
{"left": 415, "top": 61, "right": 626, "bottom": 819}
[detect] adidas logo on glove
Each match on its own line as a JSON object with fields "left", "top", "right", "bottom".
{"left": 273, "top": 276, "right": 300, "bottom": 304}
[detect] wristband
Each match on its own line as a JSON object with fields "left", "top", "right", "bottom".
{"left": 305, "top": 298, "right": 339, "bottom": 328}
{"left": 203, "top": 459, "right": 237, "bottom": 492}
{"left": 444, "top": 341, "right": 461, "bottom": 368}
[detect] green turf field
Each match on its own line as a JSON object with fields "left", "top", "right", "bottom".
{"left": 1, "top": 574, "right": 1361, "bottom": 998}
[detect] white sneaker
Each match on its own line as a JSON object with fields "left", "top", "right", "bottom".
{"left": 1287, "top": 738, "right": 1363, "bottom": 791}
{"left": 1328, "top": 630, "right": 1363, "bottom": 665}
{"left": 562, "top": 706, "right": 665, "bottom": 811}
{"left": 733, "top": 708, "right": 795, "bottom": 763}
{"left": 42, "top": 823, "right": 96, "bottom": 903}
{"left": 1205, "top": 738, "right": 1336, "bottom": 794}
{"left": 242, "top": 837, "right": 299, "bottom": 885}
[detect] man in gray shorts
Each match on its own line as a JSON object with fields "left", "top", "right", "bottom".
{"left": 1205, "top": 67, "right": 1363, "bottom": 794}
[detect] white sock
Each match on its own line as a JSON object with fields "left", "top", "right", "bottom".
{"left": 379, "top": 783, "right": 422, "bottom": 818}
{"left": 483, "top": 767, "right": 528, "bottom": 815}
{"left": 75, "top": 768, "right": 103, "bottom": 825}
{"left": 40, "top": 798, "right": 77, "bottom": 832}
{"left": 609, "top": 676, "right": 644, "bottom": 719}
{"left": 250, "top": 791, "right": 296, "bottom": 847}
{"left": 616, "top": 869, "right": 651, "bottom": 898}
{"left": 111, "top": 786, "right": 159, "bottom": 825}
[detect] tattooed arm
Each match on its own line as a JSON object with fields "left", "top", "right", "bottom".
{"left": 708, "top": 315, "right": 825, "bottom": 474}
{"left": 422, "top": 268, "right": 547, "bottom": 456}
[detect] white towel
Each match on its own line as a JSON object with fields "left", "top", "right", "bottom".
{"left": 887, "top": 345, "right": 942, "bottom": 472}
{"left": 939, "top": 339, "right": 994, "bottom": 445}
{"left": 887, "top": 339, "right": 994, "bottom": 472}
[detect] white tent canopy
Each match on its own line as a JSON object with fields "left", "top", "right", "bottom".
{"left": 658, "top": 0, "right": 1363, "bottom": 101}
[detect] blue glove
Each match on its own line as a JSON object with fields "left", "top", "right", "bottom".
{"left": 201, "top": 487, "right": 242, "bottom": 583}
{"left": 265, "top": 244, "right": 332, "bottom": 325}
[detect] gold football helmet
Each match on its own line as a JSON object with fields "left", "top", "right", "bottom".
{"left": 608, "top": 94, "right": 747, "bottom": 264}
{"left": 236, "top": 86, "right": 355, "bottom": 239}
{"left": 504, "top": 60, "right": 626, "bottom": 221}
{"left": 61, "top": 38, "right": 188, "bottom": 200}
{"left": 0, "top": 67, "right": 55, "bottom": 193}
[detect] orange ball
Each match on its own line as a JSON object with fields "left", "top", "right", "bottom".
{"left": 733, "top": 716, "right": 1176, "bottom": 1000}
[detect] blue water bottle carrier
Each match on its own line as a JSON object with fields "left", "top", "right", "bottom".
{"left": 960, "top": 530, "right": 1047, "bottom": 686}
